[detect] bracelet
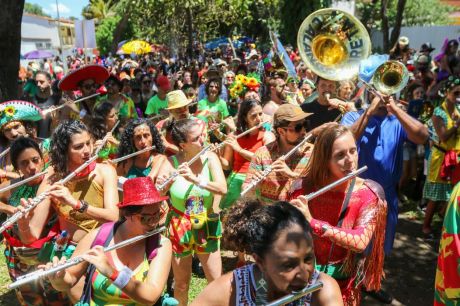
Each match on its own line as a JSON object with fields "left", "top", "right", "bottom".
{"left": 73, "top": 200, "right": 82, "bottom": 211}
{"left": 113, "top": 266, "right": 133, "bottom": 289}
{"left": 78, "top": 200, "right": 89, "bottom": 213}
{"left": 109, "top": 269, "right": 120, "bottom": 282}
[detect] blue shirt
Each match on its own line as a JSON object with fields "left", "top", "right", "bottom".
{"left": 341, "top": 111, "right": 407, "bottom": 192}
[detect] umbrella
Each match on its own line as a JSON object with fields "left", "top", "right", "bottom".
{"left": 119, "top": 40, "right": 152, "bottom": 55}
{"left": 24, "top": 50, "right": 53, "bottom": 59}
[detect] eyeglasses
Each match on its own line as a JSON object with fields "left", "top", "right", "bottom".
{"left": 282, "top": 122, "right": 305, "bottom": 133}
{"left": 138, "top": 209, "right": 164, "bottom": 224}
{"left": 82, "top": 83, "right": 98, "bottom": 90}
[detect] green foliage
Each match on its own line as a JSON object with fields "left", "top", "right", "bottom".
{"left": 24, "top": 2, "right": 51, "bottom": 17}
{"left": 96, "top": 15, "right": 136, "bottom": 55}
{"left": 356, "top": 0, "right": 456, "bottom": 31}
{"left": 82, "top": 0, "right": 118, "bottom": 21}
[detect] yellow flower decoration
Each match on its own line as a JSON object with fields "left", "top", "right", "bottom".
{"left": 247, "top": 77, "right": 258, "bottom": 88}
{"left": 235, "top": 74, "right": 245, "bottom": 83}
{"left": 4, "top": 106, "right": 16, "bottom": 117}
{"left": 241, "top": 76, "right": 249, "bottom": 85}
{"left": 234, "top": 83, "right": 244, "bottom": 94}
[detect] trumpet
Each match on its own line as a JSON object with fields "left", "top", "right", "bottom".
{"left": 266, "top": 282, "right": 323, "bottom": 306}
{"left": 0, "top": 170, "right": 48, "bottom": 194}
{"left": 0, "top": 154, "right": 99, "bottom": 234}
{"left": 156, "top": 145, "right": 211, "bottom": 191}
{"left": 8, "top": 226, "right": 166, "bottom": 289}
{"left": 241, "top": 133, "right": 313, "bottom": 196}
{"left": 210, "top": 121, "right": 268, "bottom": 152}
{"left": 42, "top": 93, "right": 101, "bottom": 116}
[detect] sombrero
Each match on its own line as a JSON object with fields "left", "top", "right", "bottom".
{"left": 0, "top": 101, "right": 44, "bottom": 128}
{"left": 59, "top": 65, "right": 109, "bottom": 91}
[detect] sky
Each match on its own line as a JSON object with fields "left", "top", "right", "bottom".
{"left": 26, "top": 0, "right": 89, "bottom": 19}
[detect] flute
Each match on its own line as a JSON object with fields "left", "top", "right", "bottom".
{"left": 0, "top": 154, "right": 99, "bottom": 234}
{"left": 0, "top": 147, "right": 10, "bottom": 160}
{"left": 266, "top": 282, "right": 323, "bottom": 306}
{"left": 301, "top": 166, "right": 368, "bottom": 201}
{"left": 211, "top": 121, "right": 268, "bottom": 152}
{"left": 94, "top": 120, "right": 121, "bottom": 156}
{"left": 241, "top": 133, "right": 313, "bottom": 196}
{"left": 0, "top": 170, "right": 48, "bottom": 194}
{"left": 110, "top": 146, "right": 156, "bottom": 164}
{"left": 8, "top": 226, "right": 166, "bottom": 289}
{"left": 156, "top": 145, "right": 211, "bottom": 191}
{"left": 42, "top": 93, "right": 101, "bottom": 116}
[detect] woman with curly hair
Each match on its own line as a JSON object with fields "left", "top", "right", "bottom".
{"left": 116, "top": 118, "right": 166, "bottom": 181}
{"left": 191, "top": 200, "right": 342, "bottom": 306}
{"left": 22, "top": 120, "right": 119, "bottom": 302}
{"left": 90, "top": 102, "right": 120, "bottom": 161}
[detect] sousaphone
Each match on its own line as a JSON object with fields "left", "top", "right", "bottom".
{"left": 297, "top": 9, "right": 371, "bottom": 81}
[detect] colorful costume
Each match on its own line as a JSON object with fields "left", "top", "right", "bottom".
{"left": 434, "top": 182, "right": 460, "bottom": 306}
{"left": 243, "top": 141, "right": 311, "bottom": 204}
{"left": 166, "top": 156, "right": 221, "bottom": 257}
{"left": 291, "top": 180, "right": 387, "bottom": 306}
{"left": 95, "top": 94, "right": 138, "bottom": 121}
{"left": 220, "top": 129, "right": 267, "bottom": 209}
{"left": 233, "top": 264, "right": 320, "bottom": 305}
{"left": 3, "top": 183, "right": 69, "bottom": 306}
{"left": 423, "top": 102, "right": 460, "bottom": 202}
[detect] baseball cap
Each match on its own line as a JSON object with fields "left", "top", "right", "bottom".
{"left": 274, "top": 104, "right": 312, "bottom": 122}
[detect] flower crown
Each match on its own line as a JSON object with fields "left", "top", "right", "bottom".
{"left": 229, "top": 73, "right": 260, "bottom": 99}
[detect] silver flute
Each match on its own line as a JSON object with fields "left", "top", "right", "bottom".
{"left": 8, "top": 226, "right": 166, "bottom": 289}
{"left": 265, "top": 282, "right": 323, "bottom": 306}
{"left": 0, "top": 154, "right": 99, "bottom": 235}
{"left": 93, "top": 120, "right": 121, "bottom": 156}
{"left": 111, "top": 146, "right": 156, "bottom": 164}
{"left": 0, "top": 170, "right": 48, "bottom": 194}
{"left": 302, "top": 166, "right": 368, "bottom": 201}
{"left": 0, "top": 147, "right": 10, "bottom": 160}
{"left": 241, "top": 133, "right": 313, "bottom": 196}
{"left": 157, "top": 145, "right": 211, "bottom": 191}
{"left": 42, "top": 93, "right": 101, "bottom": 116}
{"left": 211, "top": 121, "right": 268, "bottom": 152}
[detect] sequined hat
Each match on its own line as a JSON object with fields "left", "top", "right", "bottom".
{"left": 117, "top": 177, "right": 168, "bottom": 208}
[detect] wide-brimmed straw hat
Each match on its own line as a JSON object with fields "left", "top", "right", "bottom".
{"left": 166, "top": 90, "right": 191, "bottom": 110}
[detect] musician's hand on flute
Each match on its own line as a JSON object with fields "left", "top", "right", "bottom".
{"left": 177, "top": 163, "right": 199, "bottom": 184}
{"left": 48, "top": 185, "right": 79, "bottom": 209}
{"left": 224, "top": 135, "right": 242, "bottom": 152}
{"left": 272, "top": 159, "right": 298, "bottom": 179}
{"left": 290, "top": 196, "right": 312, "bottom": 222}
{"left": 40, "top": 256, "right": 68, "bottom": 286}
{"left": 156, "top": 174, "right": 174, "bottom": 191}
{"left": 80, "top": 246, "right": 114, "bottom": 278}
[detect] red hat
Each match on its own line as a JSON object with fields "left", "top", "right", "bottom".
{"left": 59, "top": 65, "right": 110, "bottom": 91}
{"left": 118, "top": 177, "right": 168, "bottom": 208}
{"left": 156, "top": 75, "right": 171, "bottom": 91}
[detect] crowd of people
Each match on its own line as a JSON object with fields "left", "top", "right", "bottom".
{"left": 0, "top": 26, "right": 459, "bottom": 306}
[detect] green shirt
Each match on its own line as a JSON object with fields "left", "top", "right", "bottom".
{"left": 197, "top": 98, "right": 229, "bottom": 123}
{"left": 145, "top": 94, "right": 168, "bottom": 116}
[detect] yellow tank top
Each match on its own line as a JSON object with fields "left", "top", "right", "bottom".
{"left": 56, "top": 175, "right": 104, "bottom": 232}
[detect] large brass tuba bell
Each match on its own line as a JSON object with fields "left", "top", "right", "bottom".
{"left": 297, "top": 9, "right": 371, "bottom": 81}
{"left": 372, "top": 60, "right": 409, "bottom": 95}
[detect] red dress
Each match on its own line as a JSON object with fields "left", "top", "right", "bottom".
{"left": 290, "top": 180, "right": 387, "bottom": 306}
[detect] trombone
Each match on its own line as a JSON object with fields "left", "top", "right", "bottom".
{"left": 8, "top": 226, "right": 166, "bottom": 289}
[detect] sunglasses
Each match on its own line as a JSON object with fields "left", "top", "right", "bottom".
{"left": 138, "top": 208, "right": 165, "bottom": 224}
{"left": 282, "top": 122, "right": 305, "bottom": 133}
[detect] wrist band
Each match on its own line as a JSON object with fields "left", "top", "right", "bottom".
{"left": 109, "top": 269, "right": 119, "bottom": 282}
{"left": 78, "top": 200, "right": 89, "bottom": 213}
{"left": 113, "top": 266, "right": 133, "bottom": 289}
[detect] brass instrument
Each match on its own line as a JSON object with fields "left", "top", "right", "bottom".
{"left": 297, "top": 8, "right": 371, "bottom": 81}
{"left": 372, "top": 60, "right": 409, "bottom": 95}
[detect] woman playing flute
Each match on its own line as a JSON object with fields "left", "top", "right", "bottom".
{"left": 289, "top": 124, "right": 387, "bottom": 306}
{"left": 90, "top": 102, "right": 121, "bottom": 161}
{"left": 217, "top": 98, "right": 275, "bottom": 209}
{"left": 156, "top": 118, "right": 227, "bottom": 305}
{"left": 116, "top": 118, "right": 166, "bottom": 180}
{"left": 44, "top": 177, "right": 172, "bottom": 305}
{"left": 191, "top": 200, "right": 343, "bottom": 306}
{"left": 0, "top": 137, "right": 70, "bottom": 305}
{"left": 22, "top": 120, "right": 119, "bottom": 302}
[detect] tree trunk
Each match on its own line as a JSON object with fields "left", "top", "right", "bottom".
{"left": 390, "top": 0, "right": 408, "bottom": 48}
{"left": 111, "top": 14, "right": 130, "bottom": 53}
{"left": 186, "top": 7, "right": 193, "bottom": 63}
{"left": 0, "top": 0, "right": 25, "bottom": 100}
{"left": 380, "top": 0, "right": 390, "bottom": 52}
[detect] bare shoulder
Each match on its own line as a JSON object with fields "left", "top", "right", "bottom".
{"left": 190, "top": 272, "right": 233, "bottom": 306}
{"left": 312, "top": 272, "right": 343, "bottom": 306}
{"left": 96, "top": 163, "right": 117, "bottom": 177}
